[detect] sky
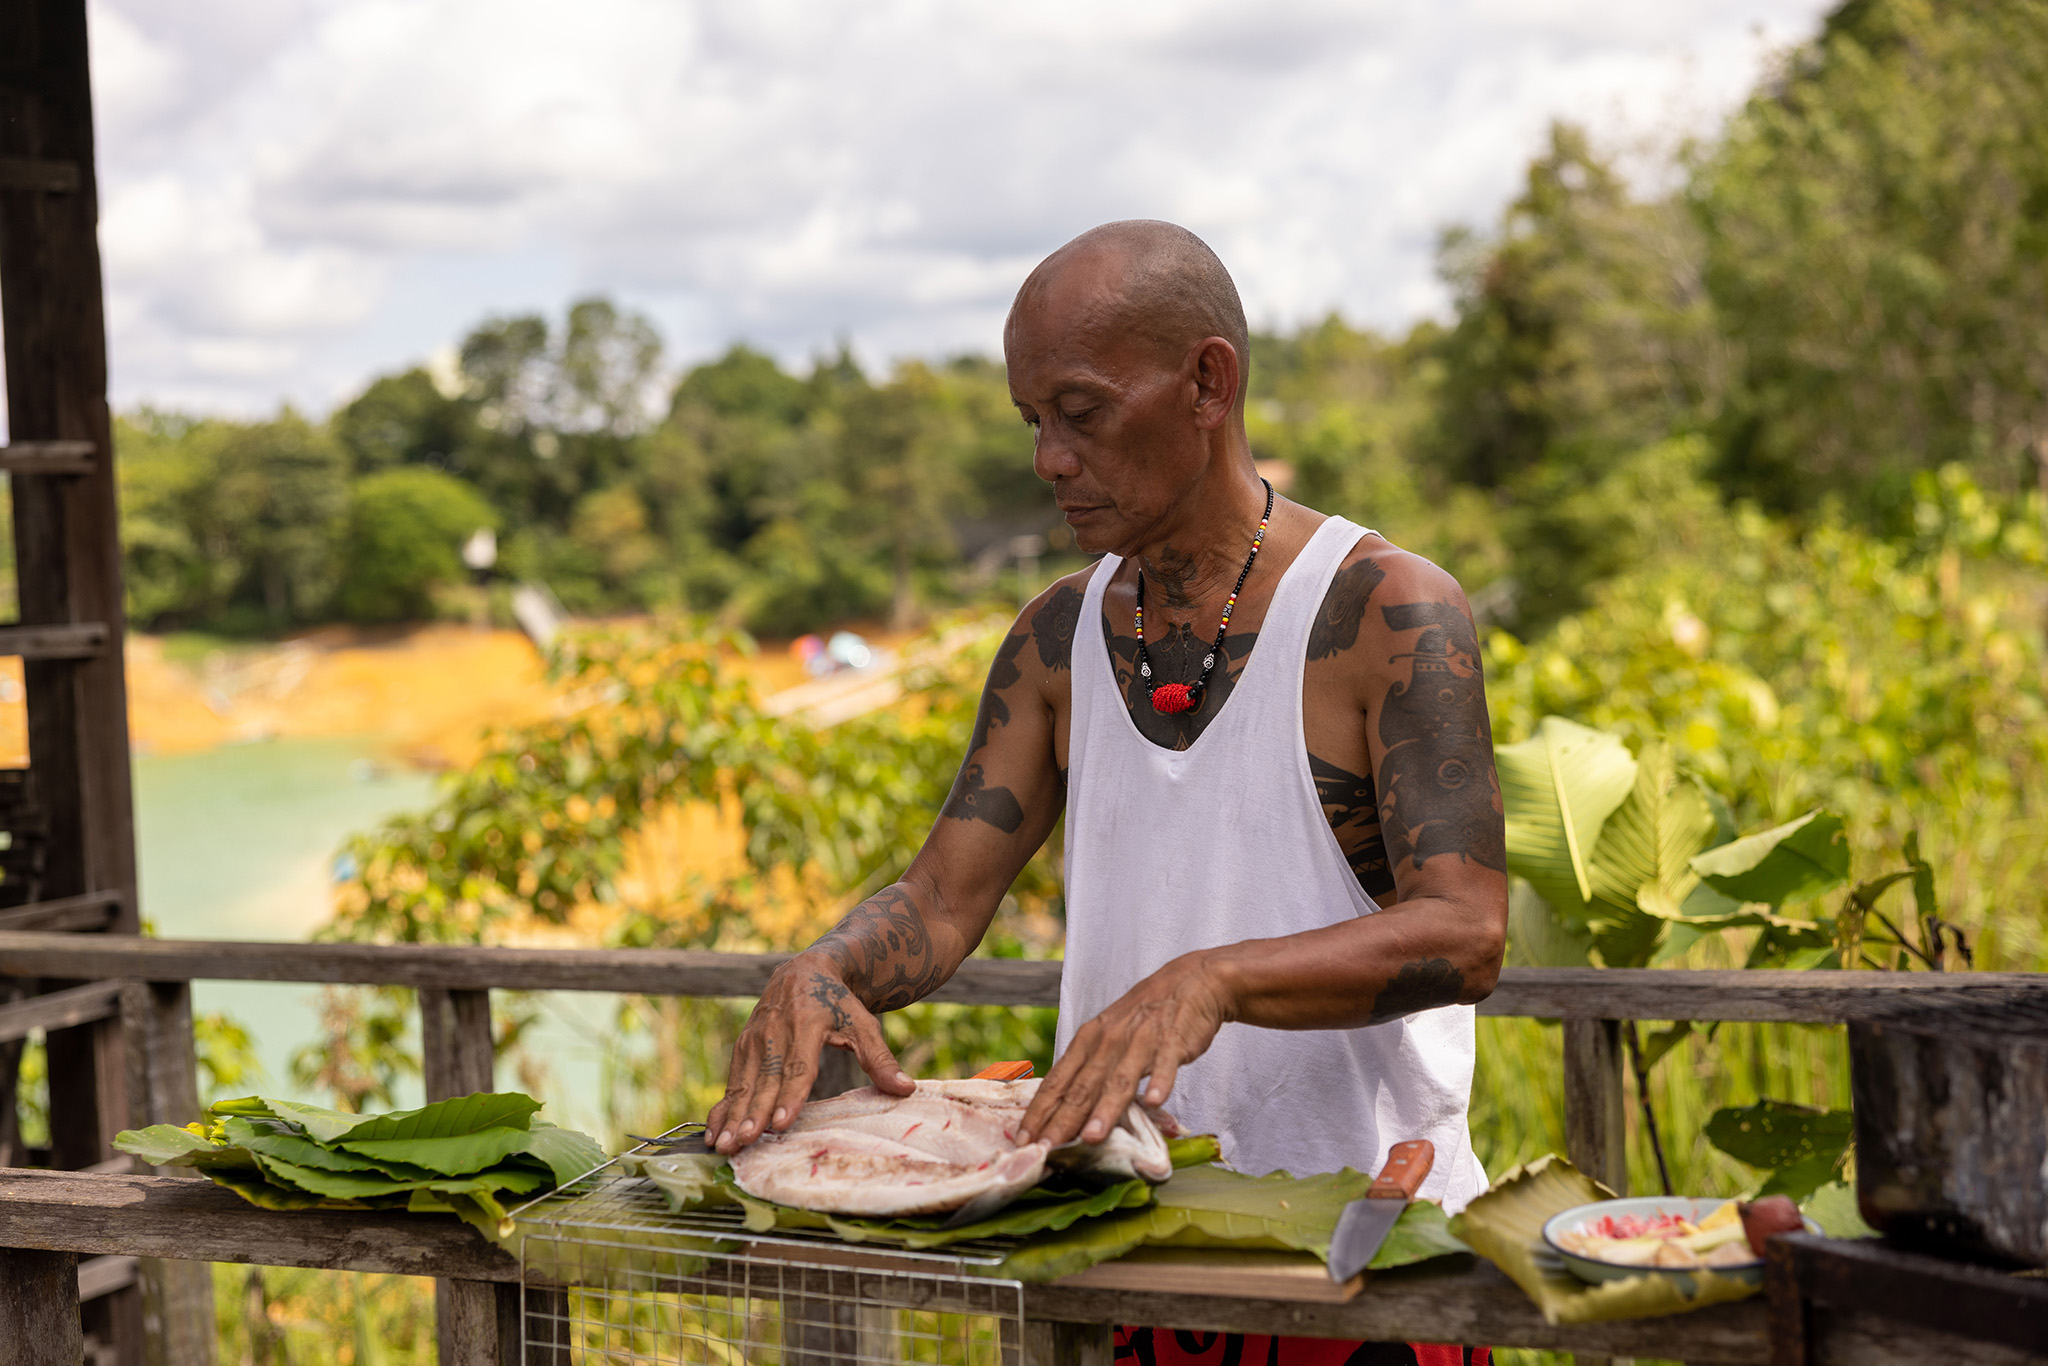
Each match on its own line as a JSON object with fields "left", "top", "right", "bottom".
{"left": 80, "top": 0, "right": 1837, "bottom": 419}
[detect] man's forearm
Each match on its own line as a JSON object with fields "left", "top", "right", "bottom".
{"left": 1203, "top": 891, "right": 1506, "bottom": 1031}
{"left": 808, "top": 876, "right": 973, "bottom": 1014}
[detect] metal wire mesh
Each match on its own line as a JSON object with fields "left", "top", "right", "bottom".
{"left": 511, "top": 1127, "right": 1027, "bottom": 1365}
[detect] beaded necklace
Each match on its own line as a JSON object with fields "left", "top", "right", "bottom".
{"left": 1134, "top": 479, "right": 1274, "bottom": 715}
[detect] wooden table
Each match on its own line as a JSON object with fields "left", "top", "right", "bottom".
{"left": 1, "top": 1168, "right": 2039, "bottom": 1365}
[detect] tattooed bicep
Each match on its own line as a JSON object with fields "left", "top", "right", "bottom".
{"left": 1371, "top": 595, "right": 1506, "bottom": 875}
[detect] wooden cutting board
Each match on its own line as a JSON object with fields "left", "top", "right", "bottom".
{"left": 1055, "top": 1247, "right": 1364, "bottom": 1303}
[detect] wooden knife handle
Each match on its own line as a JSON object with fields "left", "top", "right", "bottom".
{"left": 972, "top": 1060, "right": 1035, "bottom": 1081}
{"left": 1367, "top": 1140, "right": 1434, "bottom": 1199}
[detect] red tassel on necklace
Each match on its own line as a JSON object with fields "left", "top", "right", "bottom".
{"left": 1150, "top": 682, "right": 1197, "bottom": 714}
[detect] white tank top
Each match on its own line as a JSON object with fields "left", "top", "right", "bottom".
{"left": 1058, "top": 515, "right": 1487, "bottom": 1210}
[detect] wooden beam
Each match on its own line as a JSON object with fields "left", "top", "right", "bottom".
{"left": 0, "top": 890, "right": 120, "bottom": 933}
{"left": 0, "top": 622, "right": 108, "bottom": 659}
{"left": 0, "top": 1247, "right": 84, "bottom": 1366}
{"left": 0, "top": 155, "right": 79, "bottom": 192}
{"left": 420, "top": 987, "right": 505, "bottom": 1366}
{"left": 0, "top": 979, "right": 122, "bottom": 1043}
{"left": 0, "top": 1171, "right": 1773, "bottom": 1362}
{"left": 1563, "top": 1019, "right": 1627, "bottom": 1197}
{"left": 0, "top": 937, "right": 2042, "bottom": 1021}
{"left": 77, "top": 1254, "right": 137, "bottom": 1302}
{"left": 0, "top": 439, "right": 94, "bottom": 474}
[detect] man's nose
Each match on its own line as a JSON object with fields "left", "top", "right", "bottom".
{"left": 1032, "top": 424, "right": 1081, "bottom": 483}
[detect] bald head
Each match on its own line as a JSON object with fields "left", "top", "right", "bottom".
{"left": 1008, "top": 220, "right": 1250, "bottom": 406}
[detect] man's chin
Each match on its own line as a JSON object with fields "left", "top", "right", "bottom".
{"left": 1062, "top": 506, "right": 1123, "bottom": 554}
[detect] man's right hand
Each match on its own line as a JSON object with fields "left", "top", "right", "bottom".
{"left": 707, "top": 953, "right": 915, "bottom": 1154}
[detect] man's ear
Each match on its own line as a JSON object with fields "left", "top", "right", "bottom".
{"left": 1188, "top": 336, "right": 1241, "bottom": 430}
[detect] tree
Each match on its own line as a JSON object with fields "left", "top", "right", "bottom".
{"left": 1695, "top": 0, "right": 2048, "bottom": 523}
{"left": 335, "top": 469, "right": 498, "bottom": 622}
{"left": 332, "top": 368, "right": 476, "bottom": 474}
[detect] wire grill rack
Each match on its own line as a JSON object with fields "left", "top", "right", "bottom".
{"left": 509, "top": 1125, "right": 1028, "bottom": 1365}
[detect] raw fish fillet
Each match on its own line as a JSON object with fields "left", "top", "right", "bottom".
{"left": 728, "top": 1078, "right": 1177, "bottom": 1216}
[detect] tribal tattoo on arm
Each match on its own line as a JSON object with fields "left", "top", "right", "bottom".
{"left": 1307, "top": 753, "right": 1397, "bottom": 901}
{"left": 1307, "top": 558, "right": 1387, "bottom": 660}
{"left": 1364, "top": 958, "right": 1466, "bottom": 1023}
{"left": 813, "top": 884, "right": 949, "bottom": 1013}
{"left": 1374, "top": 601, "right": 1507, "bottom": 876}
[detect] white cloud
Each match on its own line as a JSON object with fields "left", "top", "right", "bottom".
{"left": 84, "top": 0, "right": 1832, "bottom": 416}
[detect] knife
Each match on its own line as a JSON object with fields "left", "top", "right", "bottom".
{"left": 1327, "top": 1139, "right": 1434, "bottom": 1283}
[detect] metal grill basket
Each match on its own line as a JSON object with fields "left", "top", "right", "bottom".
{"left": 510, "top": 1127, "right": 1027, "bottom": 1365}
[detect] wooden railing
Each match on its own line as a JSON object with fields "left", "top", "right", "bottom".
{"left": 0, "top": 930, "right": 2042, "bottom": 1366}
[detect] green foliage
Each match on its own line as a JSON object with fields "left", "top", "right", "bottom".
{"left": 1703, "top": 1099, "right": 1854, "bottom": 1200}
{"left": 334, "top": 467, "right": 497, "bottom": 622}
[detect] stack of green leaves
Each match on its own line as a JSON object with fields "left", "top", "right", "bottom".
{"left": 115, "top": 1091, "right": 604, "bottom": 1238}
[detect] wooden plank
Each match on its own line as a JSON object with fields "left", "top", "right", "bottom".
{"left": 0, "top": 934, "right": 1060, "bottom": 1004}
{"left": 0, "top": 439, "right": 94, "bottom": 474}
{"left": 0, "top": 978, "right": 122, "bottom": 1042}
{"left": 1563, "top": 1018, "right": 1627, "bottom": 1197}
{"left": 1768, "top": 1232, "right": 2048, "bottom": 1359}
{"left": 0, "top": 1247, "right": 84, "bottom": 1366}
{"left": 0, "top": 1169, "right": 522, "bottom": 1281}
{"left": 0, "top": 938, "right": 2042, "bottom": 1020}
{"left": 0, "top": 154, "right": 79, "bottom": 191}
{"left": 124, "top": 981, "right": 215, "bottom": 1366}
{"left": 1, "top": 0, "right": 143, "bottom": 938}
{"left": 1055, "top": 1248, "right": 1361, "bottom": 1303}
{"left": 0, "top": 622, "right": 109, "bottom": 659}
{"left": 1023, "top": 1260, "right": 1771, "bottom": 1364}
{"left": 77, "top": 1254, "right": 137, "bottom": 1301}
{"left": 0, "top": 889, "right": 120, "bottom": 932}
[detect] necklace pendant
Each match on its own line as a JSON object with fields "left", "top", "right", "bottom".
{"left": 1139, "top": 662, "right": 1151, "bottom": 679}
{"left": 1150, "top": 682, "right": 1197, "bottom": 714}
{"left": 1201, "top": 653, "right": 1215, "bottom": 671}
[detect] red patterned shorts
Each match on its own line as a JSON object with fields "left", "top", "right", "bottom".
{"left": 1114, "top": 1327, "right": 1490, "bottom": 1366}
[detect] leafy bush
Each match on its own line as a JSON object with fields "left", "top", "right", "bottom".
{"left": 333, "top": 468, "right": 497, "bottom": 623}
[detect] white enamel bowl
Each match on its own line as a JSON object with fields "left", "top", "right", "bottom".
{"left": 1541, "top": 1196, "right": 1813, "bottom": 1291}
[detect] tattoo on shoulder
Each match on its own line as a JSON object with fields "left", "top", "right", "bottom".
{"left": 1307, "top": 558, "right": 1387, "bottom": 660}
{"left": 1032, "top": 584, "right": 1082, "bottom": 671}
{"left": 814, "top": 885, "right": 943, "bottom": 1012}
{"left": 968, "top": 630, "right": 1028, "bottom": 754}
{"left": 942, "top": 763, "right": 1025, "bottom": 833}
{"left": 1375, "top": 601, "right": 1507, "bottom": 874}
{"left": 1307, "top": 753, "right": 1396, "bottom": 901}
{"left": 1367, "top": 958, "right": 1466, "bottom": 1022}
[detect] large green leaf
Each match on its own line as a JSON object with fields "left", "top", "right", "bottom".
{"left": 337, "top": 1125, "right": 537, "bottom": 1176}
{"left": 1587, "top": 741, "right": 1720, "bottom": 931}
{"left": 516, "top": 1123, "right": 607, "bottom": 1187}
{"left": 221, "top": 1115, "right": 435, "bottom": 1179}
{"left": 1800, "top": 1182, "right": 1874, "bottom": 1239}
{"left": 114, "top": 1124, "right": 224, "bottom": 1167}
{"left": 1704, "top": 1100, "right": 1853, "bottom": 1200}
{"left": 206, "top": 1166, "right": 340, "bottom": 1211}
{"left": 1506, "top": 878, "right": 1595, "bottom": 968}
{"left": 256, "top": 1097, "right": 371, "bottom": 1144}
{"left": 1690, "top": 810, "right": 1850, "bottom": 907}
{"left": 339, "top": 1092, "right": 542, "bottom": 1143}
{"left": 1497, "top": 718, "right": 1638, "bottom": 918}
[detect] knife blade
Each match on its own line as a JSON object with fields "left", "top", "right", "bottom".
{"left": 1327, "top": 1139, "right": 1434, "bottom": 1283}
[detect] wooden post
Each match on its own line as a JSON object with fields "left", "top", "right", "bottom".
{"left": 421, "top": 987, "right": 501, "bottom": 1365}
{"left": 1018, "top": 1319, "right": 1114, "bottom": 1366}
{"left": 1563, "top": 1018, "right": 1628, "bottom": 1366}
{"left": 123, "top": 982, "right": 215, "bottom": 1366}
{"left": 0, "top": 1248, "right": 85, "bottom": 1366}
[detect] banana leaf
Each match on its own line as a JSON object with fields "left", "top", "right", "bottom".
{"left": 999, "top": 1165, "right": 1467, "bottom": 1282}
{"left": 1690, "top": 809, "right": 1849, "bottom": 907}
{"left": 1447, "top": 1155, "right": 1757, "bottom": 1324}
{"left": 1497, "top": 717, "right": 1638, "bottom": 920}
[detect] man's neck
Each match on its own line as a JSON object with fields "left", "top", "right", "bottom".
{"left": 1131, "top": 462, "right": 1269, "bottom": 618}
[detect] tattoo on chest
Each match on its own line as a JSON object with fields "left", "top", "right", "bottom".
{"left": 1367, "top": 957, "right": 1466, "bottom": 1022}
{"left": 1375, "top": 602, "right": 1507, "bottom": 874}
{"left": 815, "top": 885, "right": 943, "bottom": 1012}
{"left": 1307, "top": 558, "right": 1387, "bottom": 660}
{"left": 1149, "top": 544, "right": 1201, "bottom": 609}
{"left": 1104, "top": 611, "right": 1258, "bottom": 751}
{"left": 1307, "top": 753, "right": 1397, "bottom": 901}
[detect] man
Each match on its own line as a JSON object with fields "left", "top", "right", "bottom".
{"left": 711, "top": 221, "right": 1507, "bottom": 1300}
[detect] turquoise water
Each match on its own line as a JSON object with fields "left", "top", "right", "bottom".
{"left": 134, "top": 737, "right": 619, "bottom": 1133}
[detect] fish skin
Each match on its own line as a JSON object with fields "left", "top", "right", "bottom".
{"left": 729, "top": 1077, "right": 1174, "bottom": 1216}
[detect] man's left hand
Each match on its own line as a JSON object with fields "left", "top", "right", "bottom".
{"left": 1018, "top": 950, "right": 1234, "bottom": 1146}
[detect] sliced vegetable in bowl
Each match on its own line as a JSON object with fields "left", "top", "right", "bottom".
{"left": 1541, "top": 1196, "right": 1818, "bottom": 1289}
